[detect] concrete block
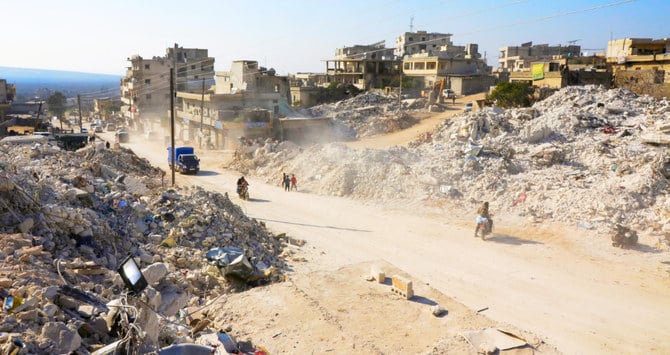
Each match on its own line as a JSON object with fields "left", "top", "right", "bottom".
{"left": 391, "top": 275, "right": 414, "bottom": 300}
{"left": 370, "top": 266, "right": 385, "bottom": 283}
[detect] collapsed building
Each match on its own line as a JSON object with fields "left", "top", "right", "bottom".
{"left": 0, "top": 143, "right": 289, "bottom": 353}
{"left": 231, "top": 85, "right": 670, "bottom": 244}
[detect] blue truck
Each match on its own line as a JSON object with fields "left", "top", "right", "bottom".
{"left": 167, "top": 146, "right": 200, "bottom": 174}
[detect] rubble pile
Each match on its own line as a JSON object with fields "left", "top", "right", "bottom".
{"left": 0, "top": 143, "right": 288, "bottom": 353}
{"left": 232, "top": 85, "right": 670, "bottom": 239}
{"left": 307, "top": 92, "right": 424, "bottom": 139}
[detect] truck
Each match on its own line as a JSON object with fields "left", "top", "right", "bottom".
{"left": 167, "top": 146, "right": 200, "bottom": 174}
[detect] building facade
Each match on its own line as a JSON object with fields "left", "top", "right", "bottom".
{"left": 325, "top": 41, "right": 402, "bottom": 90}
{"left": 176, "top": 60, "right": 290, "bottom": 149}
{"left": 395, "top": 31, "right": 455, "bottom": 58}
{"left": 119, "top": 44, "right": 214, "bottom": 131}
{"left": 509, "top": 56, "right": 611, "bottom": 90}
{"left": 498, "top": 42, "right": 581, "bottom": 72}
{"left": 607, "top": 38, "right": 670, "bottom": 98}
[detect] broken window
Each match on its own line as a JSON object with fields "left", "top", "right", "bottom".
{"left": 144, "top": 79, "right": 151, "bottom": 84}
{"left": 144, "top": 64, "right": 150, "bottom": 70}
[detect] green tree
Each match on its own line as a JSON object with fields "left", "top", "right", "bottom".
{"left": 487, "top": 82, "right": 534, "bottom": 108}
{"left": 47, "top": 92, "right": 67, "bottom": 130}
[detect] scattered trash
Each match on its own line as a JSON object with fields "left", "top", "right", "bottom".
{"left": 577, "top": 221, "right": 594, "bottom": 230}
{"left": 206, "top": 247, "right": 259, "bottom": 282}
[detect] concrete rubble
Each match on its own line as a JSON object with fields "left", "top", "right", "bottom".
{"left": 0, "top": 143, "right": 289, "bottom": 353}
{"left": 232, "top": 85, "right": 670, "bottom": 244}
{"left": 304, "top": 92, "right": 426, "bottom": 139}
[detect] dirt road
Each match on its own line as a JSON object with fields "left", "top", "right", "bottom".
{"left": 110, "top": 113, "right": 670, "bottom": 354}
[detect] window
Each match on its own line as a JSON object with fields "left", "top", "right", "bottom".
{"left": 145, "top": 93, "right": 151, "bottom": 100}
{"left": 144, "top": 64, "right": 150, "bottom": 70}
{"left": 144, "top": 79, "right": 151, "bottom": 84}
{"left": 191, "top": 65, "right": 196, "bottom": 70}
{"left": 408, "top": 37, "right": 413, "bottom": 42}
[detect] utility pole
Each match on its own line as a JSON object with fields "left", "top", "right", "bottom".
{"left": 200, "top": 77, "right": 205, "bottom": 134}
{"left": 398, "top": 69, "right": 403, "bottom": 106}
{"left": 77, "top": 94, "right": 83, "bottom": 132}
{"left": 170, "top": 68, "right": 175, "bottom": 187}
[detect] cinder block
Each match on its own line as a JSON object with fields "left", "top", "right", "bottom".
{"left": 370, "top": 266, "right": 385, "bottom": 283}
{"left": 391, "top": 275, "right": 414, "bottom": 300}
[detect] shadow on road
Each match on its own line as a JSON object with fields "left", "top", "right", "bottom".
{"left": 194, "top": 170, "right": 219, "bottom": 176}
{"left": 246, "top": 198, "right": 271, "bottom": 203}
{"left": 628, "top": 243, "right": 664, "bottom": 254}
{"left": 410, "top": 295, "right": 438, "bottom": 307}
{"left": 253, "top": 217, "right": 371, "bottom": 233}
{"left": 485, "top": 234, "right": 543, "bottom": 245}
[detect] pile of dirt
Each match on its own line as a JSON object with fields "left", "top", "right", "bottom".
{"left": 230, "top": 85, "right": 670, "bottom": 244}
{"left": 0, "top": 143, "right": 290, "bottom": 353}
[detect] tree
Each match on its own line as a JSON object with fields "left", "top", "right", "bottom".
{"left": 47, "top": 92, "right": 67, "bottom": 130}
{"left": 487, "top": 82, "right": 534, "bottom": 108}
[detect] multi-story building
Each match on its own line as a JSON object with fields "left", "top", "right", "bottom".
{"left": 399, "top": 32, "right": 492, "bottom": 95}
{"left": 499, "top": 42, "right": 581, "bottom": 72}
{"left": 508, "top": 55, "right": 610, "bottom": 90}
{"left": 325, "top": 41, "right": 402, "bottom": 90}
{"left": 119, "top": 44, "right": 214, "bottom": 131}
{"left": 175, "top": 60, "right": 290, "bottom": 149}
{"left": 607, "top": 38, "right": 670, "bottom": 98}
{"left": 395, "top": 31, "right": 456, "bottom": 58}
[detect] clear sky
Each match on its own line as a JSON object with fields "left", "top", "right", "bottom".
{"left": 2, "top": 0, "right": 667, "bottom": 76}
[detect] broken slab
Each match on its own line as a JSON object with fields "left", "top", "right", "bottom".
{"left": 461, "top": 327, "right": 528, "bottom": 352}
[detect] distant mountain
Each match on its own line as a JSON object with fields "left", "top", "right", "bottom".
{"left": 0, "top": 66, "right": 121, "bottom": 99}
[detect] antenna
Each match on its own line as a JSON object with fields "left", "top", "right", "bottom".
{"left": 409, "top": 16, "right": 414, "bottom": 32}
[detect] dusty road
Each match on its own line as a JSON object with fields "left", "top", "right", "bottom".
{"left": 107, "top": 114, "right": 670, "bottom": 354}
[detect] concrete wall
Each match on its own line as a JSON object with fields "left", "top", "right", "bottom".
{"left": 614, "top": 70, "right": 670, "bottom": 99}
{"left": 451, "top": 75, "right": 498, "bottom": 95}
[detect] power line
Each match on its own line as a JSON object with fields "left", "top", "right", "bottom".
{"left": 457, "top": 0, "right": 637, "bottom": 37}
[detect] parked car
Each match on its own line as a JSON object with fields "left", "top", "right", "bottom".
{"left": 105, "top": 123, "right": 116, "bottom": 132}
{"left": 463, "top": 102, "right": 474, "bottom": 112}
{"left": 94, "top": 125, "right": 103, "bottom": 133}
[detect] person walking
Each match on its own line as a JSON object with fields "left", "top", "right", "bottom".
{"left": 290, "top": 174, "right": 297, "bottom": 191}
{"left": 283, "top": 173, "right": 291, "bottom": 192}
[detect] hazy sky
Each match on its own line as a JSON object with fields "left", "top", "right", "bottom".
{"left": 2, "top": 0, "right": 666, "bottom": 76}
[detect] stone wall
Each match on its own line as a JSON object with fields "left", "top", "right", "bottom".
{"left": 614, "top": 69, "right": 670, "bottom": 98}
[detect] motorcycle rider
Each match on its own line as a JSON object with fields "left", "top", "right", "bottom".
{"left": 236, "top": 176, "right": 248, "bottom": 195}
{"left": 476, "top": 201, "right": 493, "bottom": 236}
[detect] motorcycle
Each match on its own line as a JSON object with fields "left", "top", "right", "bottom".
{"left": 474, "top": 215, "right": 493, "bottom": 239}
{"left": 238, "top": 184, "right": 250, "bottom": 200}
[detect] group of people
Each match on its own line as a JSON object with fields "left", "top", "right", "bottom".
{"left": 282, "top": 173, "right": 297, "bottom": 191}
{"left": 236, "top": 173, "right": 297, "bottom": 195}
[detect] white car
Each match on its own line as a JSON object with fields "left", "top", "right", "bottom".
{"left": 442, "top": 89, "right": 455, "bottom": 99}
